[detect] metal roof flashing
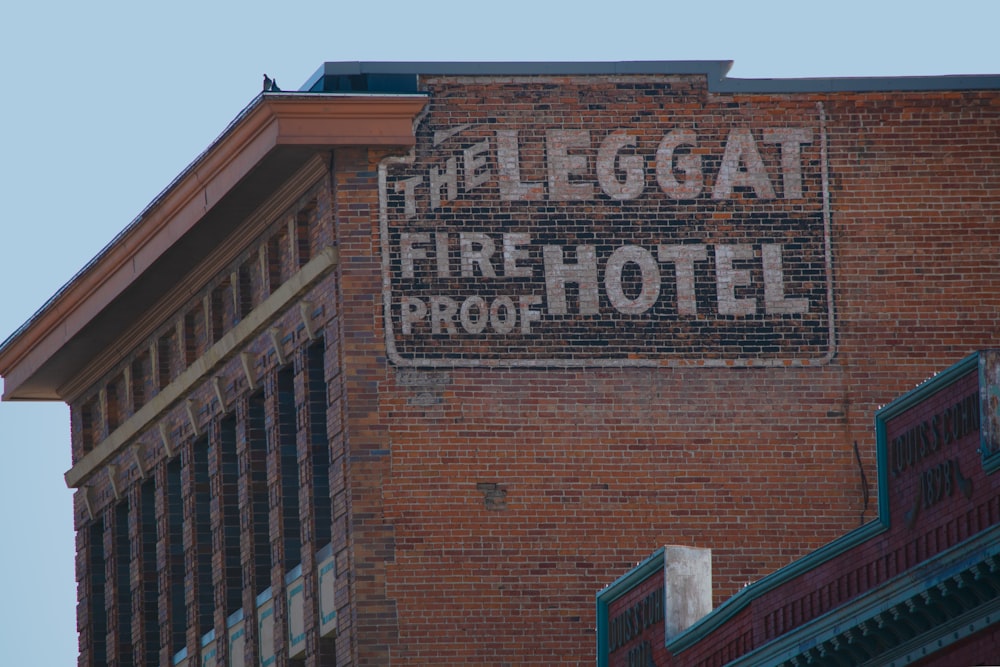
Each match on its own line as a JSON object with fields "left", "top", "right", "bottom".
{"left": 304, "top": 60, "right": 1000, "bottom": 93}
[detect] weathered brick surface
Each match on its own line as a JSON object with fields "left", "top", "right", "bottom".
{"left": 671, "top": 365, "right": 998, "bottom": 666}
{"left": 64, "top": 72, "right": 999, "bottom": 666}
{"left": 340, "top": 76, "right": 999, "bottom": 663}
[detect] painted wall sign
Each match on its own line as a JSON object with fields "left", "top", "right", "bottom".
{"left": 380, "top": 78, "right": 834, "bottom": 367}
{"left": 883, "top": 357, "right": 981, "bottom": 530}
{"left": 597, "top": 549, "right": 668, "bottom": 667}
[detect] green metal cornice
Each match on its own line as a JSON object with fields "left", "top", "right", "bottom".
{"left": 725, "top": 522, "right": 1000, "bottom": 666}
{"left": 595, "top": 548, "right": 665, "bottom": 667}
{"left": 668, "top": 353, "right": 982, "bottom": 658}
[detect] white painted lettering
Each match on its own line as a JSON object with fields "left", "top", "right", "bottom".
{"left": 503, "top": 232, "right": 533, "bottom": 278}
{"left": 763, "top": 128, "right": 812, "bottom": 200}
{"left": 715, "top": 244, "right": 756, "bottom": 316}
{"left": 490, "top": 296, "right": 517, "bottom": 334}
{"left": 658, "top": 244, "right": 708, "bottom": 316}
{"left": 460, "top": 233, "right": 497, "bottom": 278}
{"left": 712, "top": 128, "right": 776, "bottom": 200}
{"left": 430, "top": 296, "right": 458, "bottom": 335}
{"left": 496, "top": 130, "right": 544, "bottom": 201}
{"left": 463, "top": 139, "right": 491, "bottom": 192}
{"left": 519, "top": 295, "right": 543, "bottom": 334}
{"left": 543, "top": 245, "right": 599, "bottom": 315}
{"left": 435, "top": 232, "right": 451, "bottom": 278}
{"left": 429, "top": 157, "right": 458, "bottom": 209}
{"left": 547, "top": 129, "right": 593, "bottom": 200}
{"left": 597, "top": 130, "right": 645, "bottom": 200}
{"left": 395, "top": 176, "right": 423, "bottom": 218}
{"left": 459, "top": 296, "right": 488, "bottom": 334}
{"left": 762, "top": 244, "right": 809, "bottom": 314}
{"left": 605, "top": 246, "right": 660, "bottom": 315}
{"left": 656, "top": 130, "right": 703, "bottom": 199}
{"left": 400, "top": 232, "right": 430, "bottom": 279}
{"left": 401, "top": 297, "right": 427, "bottom": 335}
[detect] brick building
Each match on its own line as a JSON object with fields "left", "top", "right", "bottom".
{"left": 0, "top": 61, "right": 998, "bottom": 665}
{"left": 598, "top": 351, "right": 1000, "bottom": 666}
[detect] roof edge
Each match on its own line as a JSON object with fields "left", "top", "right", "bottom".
{"left": 0, "top": 93, "right": 427, "bottom": 401}
{"left": 304, "top": 60, "right": 1000, "bottom": 93}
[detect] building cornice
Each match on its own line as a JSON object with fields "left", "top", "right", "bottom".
{"left": 0, "top": 93, "right": 427, "bottom": 401}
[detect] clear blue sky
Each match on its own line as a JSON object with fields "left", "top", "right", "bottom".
{"left": 1, "top": 1, "right": 997, "bottom": 663}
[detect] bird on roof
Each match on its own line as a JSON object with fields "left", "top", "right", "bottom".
{"left": 262, "top": 74, "right": 280, "bottom": 92}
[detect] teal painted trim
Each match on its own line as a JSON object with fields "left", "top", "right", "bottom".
{"left": 978, "top": 351, "right": 1000, "bottom": 474}
{"left": 883, "top": 597, "right": 1000, "bottom": 667}
{"left": 595, "top": 548, "right": 664, "bottom": 667}
{"left": 666, "top": 519, "right": 886, "bottom": 654}
{"left": 288, "top": 582, "right": 306, "bottom": 646}
{"left": 316, "top": 542, "right": 333, "bottom": 562}
{"left": 874, "top": 353, "right": 978, "bottom": 422}
{"left": 725, "top": 522, "right": 1000, "bottom": 666}
{"left": 284, "top": 563, "right": 302, "bottom": 584}
{"left": 259, "top": 604, "right": 276, "bottom": 667}
{"left": 319, "top": 555, "right": 338, "bottom": 625}
{"left": 668, "top": 353, "right": 981, "bottom": 656}
{"left": 227, "top": 624, "right": 245, "bottom": 663}
{"left": 226, "top": 607, "right": 244, "bottom": 628}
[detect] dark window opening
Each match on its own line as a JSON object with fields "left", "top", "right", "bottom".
{"left": 210, "top": 280, "right": 230, "bottom": 344}
{"left": 192, "top": 436, "right": 214, "bottom": 637}
{"left": 81, "top": 398, "right": 97, "bottom": 455}
{"left": 114, "top": 501, "right": 135, "bottom": 666}
{"left": 307, "top": 341, "right": 332, "bottom": 547}
{"left": 166, "top": 458, "right": 186, "bottom": 655}
{"left": 267, "top": 229, "right": 286, "bottom": 295}
{"left": 278, "top": 366, "right": 301, "bottom": 566}
{"left": 131, "top": 352, "right": 150, "bottom": 411}
{"left": 219, "top": 416, "right": 243, "bottom": 614}
{"left": 106, "top": 378, "right": 121, "bottom": 432}
{"left": 183, "top": 308, "right": 199, "bottom": 366}
{"left": 140, "top": 480, "right": 160, "bottom": 665}
{"left": 296, "top": 200, "right": 315, "bottom": 268}
{"left": 248, "top": 391, "right": 272, "bottom": 591}
{"left": 157, "top": 330, "right": 175, "bottom": 390}
{"left": 238, "top": 260, "right": 254, "bottom": 320}
{"left": 88, "top": 520, "right": 108, "bottom": 666}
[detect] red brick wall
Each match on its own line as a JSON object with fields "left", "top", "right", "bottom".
{"left": 674, "top": 364, "right": 999, "bottom": 666}
{"left": 65, "top": 72, "right": 1000, "bottom": 666}
{"left": 330, "top": 75, "right": 1000, "bottom": 664}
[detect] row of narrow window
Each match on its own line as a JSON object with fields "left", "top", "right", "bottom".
{"left": 88, "top": 340, "right": 330, "bottom": 665}
{"left": 79, "top": 199, "right": 318, "bottom": 457}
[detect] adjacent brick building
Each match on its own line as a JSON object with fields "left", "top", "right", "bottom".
{"left": 0, "top": 61, "right": 997, "bottom": 665}
{"left": 599, "top": 351, "right": 1000, "bottom": 665}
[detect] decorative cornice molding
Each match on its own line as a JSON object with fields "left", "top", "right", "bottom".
{"left": 59, "top": 158, "right": 329, "bottom": 404}
{"left": 0, "top": 94, "right": 426, "bottom": 401}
